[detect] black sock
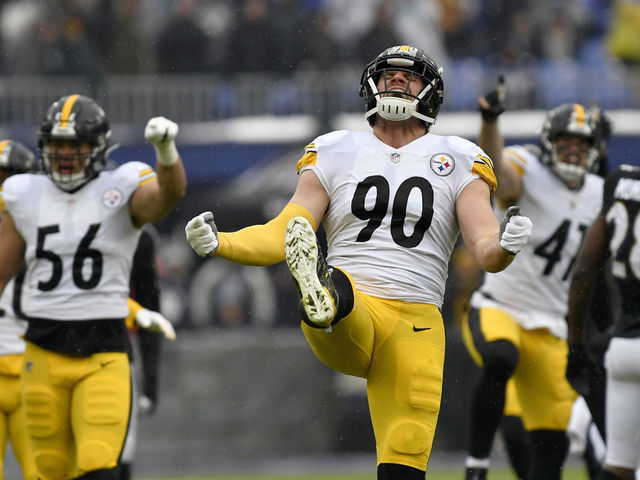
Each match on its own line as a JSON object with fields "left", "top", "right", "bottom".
{"left": 73, "top": 467, "right": 120, "bottom": 480}
{"left": 377, "top": 463, "right": 425, "bottom": 480}
{"left": 500, "top": 415, "right": 530, "bottom": 479}
{"left": 527, "top": 430, "right": 569, "bottom": 480}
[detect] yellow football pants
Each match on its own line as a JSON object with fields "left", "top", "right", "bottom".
{"left": 21, "top": 342, "right": 131, "bottom": 480}
{"left": 302, "top": 273, "right": 445, "bottom": 472}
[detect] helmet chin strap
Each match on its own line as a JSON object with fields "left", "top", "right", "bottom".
{"left": 365, "top": 76, "right": 437, "bottom": 125}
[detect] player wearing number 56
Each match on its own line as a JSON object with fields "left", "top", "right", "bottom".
{"left": 0, "top": 94, "right": 186, "bottom": 480}
{"left": 185, "top": 45, "right": 531, "bottom": 480}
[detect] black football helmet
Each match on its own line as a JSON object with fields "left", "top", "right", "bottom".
{"left": 0, "top": 140, "right": 38, "bottom": 175}
{"left": 539, "top": 103, "right": 597, "bottom": 184}
{"left": 359, "top": 45, "right": 444, "bottom": 129}
{"left": 38, "top": 94, "right": 111, "bottom": 192}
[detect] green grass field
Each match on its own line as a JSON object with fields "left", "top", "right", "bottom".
{"left": 146, "top": 466, "right": 589, "bottom": 480}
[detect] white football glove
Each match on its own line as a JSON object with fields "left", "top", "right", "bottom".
{"left": 185, "top": 211, "right": 219, "bottom": 257}
{"left": 144, "top": 116, "right": 179, "bottom": 166}
{"left": 135, "top": 308, "right": 176, "bottom": 341}
{"left": 499, "top": 206, "right": 532, "bottom": 255}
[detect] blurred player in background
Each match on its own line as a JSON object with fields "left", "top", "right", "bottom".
{"left": 462, "top": 77, "right": 603, "bottom": 480}
{"left": 567, "top": 163, "right": 640, "bottom": 480}
{"left": 0, "top": 140, "right": 39, "bottom": 480}
{"left": 119, "top": 224, "right": 169, "bottom": 480}
{"left": 186, "top": 45, "right": 532, "bottom": 480}
{"left": 0, "top": 93, "right": 186, "bottom": 480}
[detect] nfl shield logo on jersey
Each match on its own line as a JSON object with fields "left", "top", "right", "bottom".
{"left": 430, "top": 153, "right": 455, "bottom": 176}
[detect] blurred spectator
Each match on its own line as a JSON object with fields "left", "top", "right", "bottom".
{"left": 606, "top": 0, "right": 640, "bottom": 64}
{"left": 156, "top": 0, "right": 211, "bottom": 73}
{"left": 106, "top": 0, "right": 145, "bottom": 73}
{"left": 299, "top": 5, "right": 340, "bottom": 71}
{"left": 226, "top": 0, "right": 278, "bottom": 73}
{"left": 324, "top": 0, "right": 377, "bottom": 62}
{"left": 391, "top": 0, "right": 450, "bottom": 67}
{"left": 32, "top": 11, "right": 100, "bottom": 76}
{"left": 270, "top": 0, "right": 310, "bottom": 74}
{"left": 358, "top": 0, "right": 402, "bottom": 64}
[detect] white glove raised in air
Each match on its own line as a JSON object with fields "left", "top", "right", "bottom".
{"left": 185, "top": 211, "right": 219, "bottom": 257}
{"left": 144, "top": 116, "right": 179, "bottom": 166}
{"left": 499, "top": 206, "right": 532, "bottom": 255}
{"left": 135, "top": 308, "right": 176, "bottom": 341}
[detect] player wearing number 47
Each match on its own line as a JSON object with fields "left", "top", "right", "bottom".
{"left": 185, "top": 45, "right": 532, "bottom": 480}
{"left": 0, "top": 94, "right": 186, "bottom": 480}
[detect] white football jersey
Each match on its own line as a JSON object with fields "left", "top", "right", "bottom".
{"left": 471, "top": 145, "right": 604, "bottom": 338}
{"left": 298, "top": 130, "right": 496, "bottom": 306}
{"left": 0, "top": 162, "right": 156, "bottom": 321}
{"left": 0, "top": 276, "right": 27, "bottom": 355}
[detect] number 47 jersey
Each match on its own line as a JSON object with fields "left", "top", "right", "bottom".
{"left": 0, "top": 162, "right": 155, "bottom": 321}
{"left": 472, "top": 145, "right": 604, "bottom": 338}
{"left": 297, "top": 130, "right": 497, "bottom": 308}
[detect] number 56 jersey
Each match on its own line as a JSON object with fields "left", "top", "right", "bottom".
{"left": 298, "top": 130, "right": 496, "bottom": 307}
{"left": 0, "top": 162, "right": 156, "bottom": 321}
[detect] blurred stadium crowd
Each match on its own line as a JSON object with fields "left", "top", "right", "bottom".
{"left": 0, "top": 0, "right": 636, "bottom": 75}
{"left": 0, "top": 0, "right": 639, "bottom": 113}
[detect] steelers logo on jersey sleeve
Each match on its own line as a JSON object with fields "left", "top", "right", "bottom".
{"left": 102, "top": 188, "right": 123, "bottom": 208}
{"left": 430, "top": 153, "right": 455, "bottom": 176}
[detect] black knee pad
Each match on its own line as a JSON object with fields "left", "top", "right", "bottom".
{"left": 481, "top": 339, "right": 519, "bottom": 381}
{"left": 330, "top": 266, "right": 354, "bottom": 320}
{"left": 378, "top": 463, "right": 425, "bottom": 480}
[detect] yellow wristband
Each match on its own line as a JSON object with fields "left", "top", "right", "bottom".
{"left": 125, "top": 297, "right": 144, "bottom": 329}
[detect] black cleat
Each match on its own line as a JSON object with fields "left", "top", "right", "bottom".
{"left": 465, "top": 467, "right": 487, "bottom": 480}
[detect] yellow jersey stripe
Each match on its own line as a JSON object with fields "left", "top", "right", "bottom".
{"left": 138, "top": 177, "right": 155, "bottom": 187}
{"left": 476, "top": 153, "right": 494, "bottom": 169}
{"left": 508, "top": 159, "right": 525, "bottom": 177}
{"left": 296, "top": 151, "right": 317, "bottom": 173}
{"left": 0, "top": 140, "right": 8, "bottom": 156}
{"left": 138, "top": 169, "right": 156, "bottom": 186}
{"left": 0, "top": 190, "right": 6, "bottom": 213}
{"left": 504, "top": 148, "right": 529, "bottom": 165}
{"left": 472, "top": 161, "right": 497, "bottom": 193}
{"left": 60, "top": 94, "right": 80, "bottom": 128}
{"left": 504, "top": 149, "right": 528, "bottom": 178}
{"left": 303, "top": 143, "right": 316, "bottom": 154}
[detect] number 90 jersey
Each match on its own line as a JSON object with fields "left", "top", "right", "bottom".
{"left": 0, "top": 162, "right": 156, "bottom": 321}
{"left": 472, "top": 145, "right": 603, "bottom": 338}
{"left": 297, "top": 130, "right": 496, "bottom": 307}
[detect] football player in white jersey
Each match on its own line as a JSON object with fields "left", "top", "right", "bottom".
{"left": 0, "top": 140, "right": 39, "bottom": 480}
{"left": 185, "top": 45, "right": 532, "bottom": 480}
{"left": 461, "top": 97, "right": 604, "bottom": 480}
{"left": 567, "top": 164, "right": 640, "bottom": 480}
{"left": 0, "top": 94, "right": 187, "bottom": 480}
